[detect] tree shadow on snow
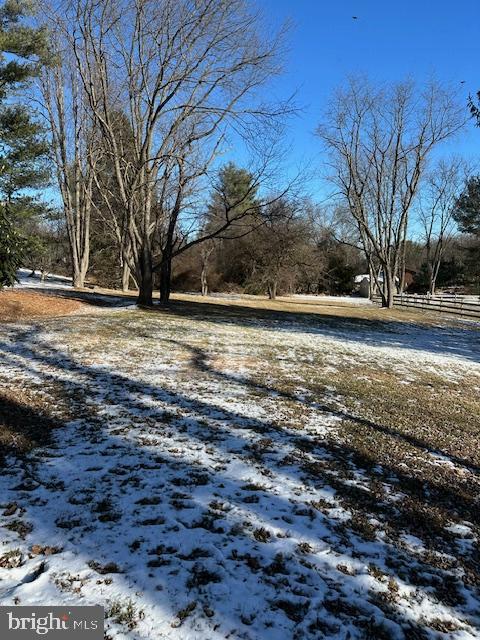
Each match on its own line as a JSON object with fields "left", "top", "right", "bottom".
{"left": 20, "top": 285, "right": 480, "bottom": 364}
{"left": 153, "top": 299, "right": 480, "bottom": 365}
{"left": 0, "top": 327, "right": 478, "bottom": 639}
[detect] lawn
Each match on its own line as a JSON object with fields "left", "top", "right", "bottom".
{"left": 0, "top": 294, "right": 479, "bottom": 639}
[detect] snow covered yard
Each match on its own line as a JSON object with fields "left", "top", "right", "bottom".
{"left": 0, "top": 301, "right": 479, "bottom": 639}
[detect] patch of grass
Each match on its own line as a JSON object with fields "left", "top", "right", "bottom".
{"left": 0, "top": 386, "right": 68, "bottom": 465}
{"left": 272, "top": 598, "right": 309, "bottom": 623}
{"left": 253, "top": 527, "right": 271, "bottom": 543}
{"left": 186, "top": 563, "right": 221, "bottom": 589}
{"left": 265, "top": 553, "right": 288, "bottom": 575}
{"left": 2, "top": 502, "right": 18, "bottom": 516}
{"left": 0, "top": 290, "right": 84, "bottom": 323}
{"left": 106, "top": 599, "right": 142, "bottom": 630}
{"left": 55, "top": 517, "right": 82, "bottom": 530}
{"left": 139, "top": 517, "right": 165, "bottom": 526}
{"left": 0, "top": 548, "right": 24, "bottom": 568}
{"left": 178, "top": 547, "right": 210, "bottom": 561}
{"left": 2, "top": 286, "right": 480, "bottom": 638}
{"left": 88, "top": 560, "right": 122, "bottom": 575}
{"left": 54, "top": 572, "right": 88, "bottom": 594}
{"left": 175, "top": 601, "right": 196, "bottom": 622}
{"left": 4, "top": 520, "right": 33, "bottom": 539}
{"left": 135, "top": 496, "right": 161, "bottom": 505}
{"left": 241, "top": 482, "right": 266, "bottom": 491}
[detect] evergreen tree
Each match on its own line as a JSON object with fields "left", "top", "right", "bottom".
{"left": 208, "top": 163, "right": 259, "bottom": 222}
{"left": 206, "top": 163, "right": 260, "bottom": 287}
{"left": 0, "top": 0, "right": 49, "bottom": 288}
{"left": 0, "top": 207, "right": 25, "bottom": 286}
{"left": 469, "top": 91, "right": 480, "bottom": 126}
{"left": 453, "top": 176, "right": 480, "bottom": 235}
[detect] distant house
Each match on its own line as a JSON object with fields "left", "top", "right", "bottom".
{"left": 354, "top": 274, "right": 373, "bottom": 298}
{"left": 354, "top": 272, "right": 409, "bottom": 298}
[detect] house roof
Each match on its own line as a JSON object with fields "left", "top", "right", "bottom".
{"left": 354, "top": 273, "right": 400, "bottom": 284}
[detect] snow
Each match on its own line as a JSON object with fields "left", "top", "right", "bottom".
{"left": 291, "top": 294, "right": 372, "bottom": 305}
{"left": 12, "top": 269, "right": 140, "bottom": 310}
{"left": 354, "top": 274, "right": 370, "bottom": 284}
{"left": 0, "top": 305, "right": 479, "bottom": 638}
{"left": 353, "top": 274, "right": 399, "bottom": 284}
{"left": 15, "top": 268, "right": 73, "bottom": 290}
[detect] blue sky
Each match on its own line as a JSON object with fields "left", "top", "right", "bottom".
{"left": 258, "top": 0, "right": 480, "bottom": 196}
{"left": 41, "top": 1, "right": 479, "bottom": 210}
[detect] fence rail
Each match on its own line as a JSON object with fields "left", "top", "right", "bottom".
{"left": 372, "top": 294, "right": 480, "bottom": 319}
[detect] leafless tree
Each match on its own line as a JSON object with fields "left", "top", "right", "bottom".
{"left": 158, "top": 146, "right": 298, "bottom": 302}
{"left": 244, "top": 199, "right": 306, "bottom": 299}
{"left": 199, "top": 239, "right": 215, "bottom": 296}
{"left": 317, "top": 77, "right": 465, "bottom": 307}
{"left": 48, "top": 0, "right": 289, "bottom": 305}
{"left": 40, "top": 36, "right": 98, "bottom": 288}
{"left": 88, "top": 110, "right": 138, "bottom": 292}
{"left": 418, "top": 157, "right": 470, "bottom": 295}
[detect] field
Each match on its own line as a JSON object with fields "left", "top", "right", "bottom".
{"left": 0, "top": 290, "right": 479, "bottom": 639}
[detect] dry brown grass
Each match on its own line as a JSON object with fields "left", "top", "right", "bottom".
{"left": 0, "top": 290, "right": 86, "bottom": 322}
{"left": 54, "top": 277, "right": 447, "bottom": 325}
{"left": 13, "top": 277, "right": 473, "bottom": 328}
{"left": 0, "top": 386, "right": 67, "bottom": 463}
{"left": 251, "top": 351, "right": 480, "bottom": 571}
{"left": 169, "top": 293, "right": 464, "bottom": 326}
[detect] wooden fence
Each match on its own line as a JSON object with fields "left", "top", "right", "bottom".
{"left": 372, "top": 294, "right": 480, "bottom": 319}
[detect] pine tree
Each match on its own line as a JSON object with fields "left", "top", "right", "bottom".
{"left": 469, "top": 91, "right": 480, "bottom": 126}
{"left": 0, "top": 207, "right": 25, "bottom": 286}
{"left": 0, "top": 0, "right": 49, "bottom": 288}
{"left": 453, "top": 177, "right": 480, "bottom": 236}
{"left": 205, "top": 163, "right": 260, "bottom": 288}
{"left": 208, "top": 163, "right": 259, "bottom": 225}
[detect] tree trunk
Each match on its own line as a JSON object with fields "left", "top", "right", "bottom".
{"left": 386, "top": 279, "right": 395, "bottom": 308}
{"left": 136, "top": 245, "right": 153, "bottom": 306}
{"left": 381, "top": 270, "right": 395, "bottom": 308}
{"left": 201, "top": 264, "right": 208, "bottom": 296}
{"left": 427, "top": 263, "right": 434, "bottom": 296}
{"left": 159, "top": 254, "right": 172, "bottom": 304}
{"left": 72, "top": 265, "right": 87, "bottom": 288}
{"left": 430, "top": 260, "right": 441, "bottom": 296}
{"left": 398, "top": 228, "right": 407, "bottom": 294}
{"left": 268, "top": 280, "right": 277, "bottom": 300}
{"left": 122, "top": 261, "right": 130, "bottom": 292}
{"left": 368, "top": 263, "right": 375, "bottom": 299}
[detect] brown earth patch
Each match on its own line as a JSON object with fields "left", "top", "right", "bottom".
{"left": 0, "top": 386, "right": 68, "bottom": 464}
{"left": 0, "top": 290, "right": 86, "bottom": 323}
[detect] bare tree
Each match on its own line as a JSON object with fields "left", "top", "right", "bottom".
{"left": 199, "top": 239, "right": 215, "bottom": 296}
{"left": 49, "top": 0, "right": 288, "bottom": 305}
{"left": 317, "top": 77, "right": 465, "bottom": 307}
{"left": 40, "top": 38, "right": 98, "bottom": 288}
{"left": 157, "top": 146, "right": 298, "bottom": 303}
{"left": 88, "top": 111, "right": 138, "bottom": 292}
{"left": 244, "top": 199, "right": 305, "bottom": 300}
{"left": 418, "top": 157, "right": 470, "bottom": 295}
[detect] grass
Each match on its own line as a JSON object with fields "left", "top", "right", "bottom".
{"left": 0, "top": 290, "right": 85, "bottom": 322}
{"left": 171, "top": 292, "right": 447, "bottom": 324}
{"left": 1, "top": 290, "right": 479, "bottom": 637}
{"left": 0, "top": 385, "right": 69, "bottom": 464}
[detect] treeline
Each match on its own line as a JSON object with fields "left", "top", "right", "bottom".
{"left": 1, "top": 1, "right": 480, "bottom": 306}
{"left": 169, "top": 165, "right": 365, "bottom": 298}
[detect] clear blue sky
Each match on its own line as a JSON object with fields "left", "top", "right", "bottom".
{"left": 258, "top": 0, "right": 480, "bottom": 195}
{"left": 42, "top": 1, "right": 479, "bottom": 209}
